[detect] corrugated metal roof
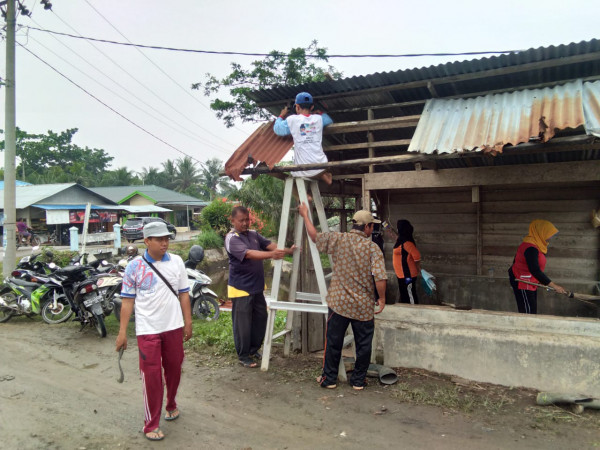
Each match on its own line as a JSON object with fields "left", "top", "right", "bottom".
{"left": 248, "top": 39, "right": 600, "bottom": 122}
{"left": 408, "top": 80, "right": 600, "bottom": 154}
{"left": 224, "top": 39, "right": 600, "bottom": 178}
{"left": 89, "top": 185, "right": 206, "bottom": 205}
{"left": 224, "top": 122, "right": 293, "bottom": 181}
{"left": 0, "top": 180, "right": 32, "bottom": 189}
{"left": 0, "top": 183, "right": 115, "bottom": 209}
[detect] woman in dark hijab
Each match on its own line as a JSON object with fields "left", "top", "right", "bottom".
{"left": 392, "top": 220, "right": 421, "bottom": 304}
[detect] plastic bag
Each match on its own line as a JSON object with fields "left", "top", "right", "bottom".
{"left": 420, "top": 269, "right": 436, "bottom": 296}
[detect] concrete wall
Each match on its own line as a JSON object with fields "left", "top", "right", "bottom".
{"left": 384, "top": 270, "right": 600, "bottom": 319}
{"left": 374, "top": 305, "right": 600, "bottom": 396}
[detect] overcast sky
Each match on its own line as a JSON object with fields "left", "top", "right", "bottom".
{"left": 1, "top": 0, "right": 598, "bottom": 174}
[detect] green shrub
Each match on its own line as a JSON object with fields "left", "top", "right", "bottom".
{"left": 39, "top": 248, "right": 79, "bottom": 267}
{"left": 195, "top": 229, "right": 224, "bottom": 249}
{"left": 200, "top": 198, "right": 233, "bottom": 238}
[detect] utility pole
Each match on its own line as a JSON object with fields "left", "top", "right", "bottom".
{"left": 3, "top": 0, "right": 17, "bottom": 277}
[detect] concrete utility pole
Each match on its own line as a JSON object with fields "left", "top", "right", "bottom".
{"left": 3, "top": 0, "right": 17, "bottom": 277}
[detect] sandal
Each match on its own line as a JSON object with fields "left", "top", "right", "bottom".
{"left": 250, "top": 351, "right": 262, "bottom": 360}
{"left": 316, "top": 375, "right": 337, "bottom": 389}
{"left": 145, "top": 428, "right": 165, "bottom": 441}
{"left": 165, "top": 408, "right": 180, "bottom": 421}
{"left": 239, "top": 358, "right": 258, "bottom": 368}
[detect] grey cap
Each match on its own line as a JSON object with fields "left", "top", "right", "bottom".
{"left": 143, "top": 221, "right": 172, "bottom": 238}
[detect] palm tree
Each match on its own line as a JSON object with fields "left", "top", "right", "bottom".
{"left": 100, "top": 167, "right": 137, "bottom": 186}
{"left": 161, "top": 160, "right": 177, "bottom": 189}
{"left": 172, "top": 156, "right": 200, "bottom": 193}
{"left": 198, "top": 158, "right": 233, "bottom": 200}
{"left": 139, "top": 166, "right": 167, "bottom": 187}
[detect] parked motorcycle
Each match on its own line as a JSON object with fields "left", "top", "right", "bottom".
{"left": 71, "top": 274, "right": 110, "bottom": 337}
{"left": 0, "top": 270, "right": 73, "bottom": 324}
{"left": 186, "top": 245, "right": 220, "bottom": 322}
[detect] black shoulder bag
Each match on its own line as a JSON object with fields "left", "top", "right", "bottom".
{"left": 142, "top": 255, "right": 179, "bottom": 299}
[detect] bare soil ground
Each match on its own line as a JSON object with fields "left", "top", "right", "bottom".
{"left": 1, "top": 318, "right": 599, "bottom": 450}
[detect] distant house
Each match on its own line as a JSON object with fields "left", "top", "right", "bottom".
{"left": 0, "top": 183, "right": 118, "bottom": 238}
{"left": 89, "top": 185, "right": 208, "bottom": 229}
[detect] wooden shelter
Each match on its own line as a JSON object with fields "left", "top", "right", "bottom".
{"left": 227, "top": 39, "right": 600, "bottom": 318}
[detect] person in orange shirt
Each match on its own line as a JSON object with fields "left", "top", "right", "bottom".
{"left": 392, "top": 220, "right": 421, "bottom": 304}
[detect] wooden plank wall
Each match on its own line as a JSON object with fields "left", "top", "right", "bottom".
{"left": 380, "top": 183, "right": 600, "bottom": 283}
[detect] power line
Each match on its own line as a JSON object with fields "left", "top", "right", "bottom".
{"left": 25, "top": 25, "right": 522, "bottom": 58}
{"left": 24, "top": 33, "right": 231, "bottom": 155}
{"left": 18, "top": 42, "right": 206, "bottom": 166}
{"left": 81, "top": 0, "right": 249, "bottom": 138}
{"left": 47, "top": 11, "right": 238, "bottom": 150}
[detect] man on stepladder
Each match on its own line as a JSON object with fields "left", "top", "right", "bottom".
{"left": 274, "top": 92, "right": 333, "bottom": 185}
{"left": 298, "top": 203, "right": 387, "bottom": 390}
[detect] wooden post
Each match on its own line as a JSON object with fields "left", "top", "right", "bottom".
{"left": 362, "top": 175, "right": 370, "bottom": 210}
{"left": 472, "top": 186, "right": 482, "bottom": 276}
{"left": 367, "top": 109, "right": 375, "bottom": 174}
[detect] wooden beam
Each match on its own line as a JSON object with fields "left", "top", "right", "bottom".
{"left": 324, "top": 115, "right": 420, "bottom": 134}
{"left": 325, "top": 139, "right": 411, "bottom": 152}
{"left": 365, "top": 160, "right": 600, "bottom": 190}
{"left": 427, "top": 81, "right": 439, "bottom": 98}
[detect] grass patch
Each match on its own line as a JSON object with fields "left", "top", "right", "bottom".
{"left": 195, "top": 229, "right": 224, "bottom": 249}
{"left": 283, "top": 252, "right": 331, "bottom": 269}
{"left": 186, "top": 310, "right": 287, "bottom": 355}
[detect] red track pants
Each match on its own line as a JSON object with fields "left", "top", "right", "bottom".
{"left": 137, "top": 327, "right": 184, "bottom": 433}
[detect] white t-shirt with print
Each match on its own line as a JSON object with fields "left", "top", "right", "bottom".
{"left": 286, "top": 114, "right": 328, "bottom": 178}
{"left": 121, "top": 252, "right": 190, "bottom": 336}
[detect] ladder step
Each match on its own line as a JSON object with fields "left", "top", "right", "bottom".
{"left": 273, "top": 329, "right": 292, "bottom": 340}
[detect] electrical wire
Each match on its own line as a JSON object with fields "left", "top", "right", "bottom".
{"left": 23, "top": 24, "right": 232, "bottom": 155}
{"left": 81, "top": 0, "right": 249, "bottom": 138}
{"left": 25, "top": 25, "right": 522, "bottom": 58}
{"left": 48, "top": 11, "right": 238, "bottom": 150}
{"left": 17, "top": 42, "right": 206, "bottom": 166}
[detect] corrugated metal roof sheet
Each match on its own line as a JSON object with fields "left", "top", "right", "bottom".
{"left": 224, "top": 122, "right": 293, "bottom": 181}
{"left": 224, "top": 39, "right": 600, "bottom": 178}
{"left": 0, "top": 183, "right": 116, "bottom": 209}
{"left": 89, "top": 185, "right": 205, "bottom": 204}
{"left": 248, "top": 39, "right": 600, "bottom": 120}
{"left": 408, "top": 80, "right": 600, "bottom": 154}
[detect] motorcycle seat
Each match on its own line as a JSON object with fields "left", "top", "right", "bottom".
{"left": 9, "top": 277, "right": 43, "bottom": 288}
{"left": 55, "top": 265, "right": 88, "bottom": 276}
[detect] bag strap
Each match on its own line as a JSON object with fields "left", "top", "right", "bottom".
{"left": 142, "top": 254, "right": 179, "bottom": 299}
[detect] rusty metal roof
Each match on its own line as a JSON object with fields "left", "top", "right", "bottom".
{"left": 224, "top": 122, "right": 293, "bottom": 181}
{"left": 408, "top": 80, "right": 600, "bottom": 154}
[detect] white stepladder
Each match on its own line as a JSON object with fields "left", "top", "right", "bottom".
{"left": 261, "top": 177, "right": 353, "bottom": 381}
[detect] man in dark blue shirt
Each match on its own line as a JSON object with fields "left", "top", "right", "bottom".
{"left": 225, "top": 206, "right": 296, "bottom": 368}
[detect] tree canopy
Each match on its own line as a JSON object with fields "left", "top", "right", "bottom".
{"left": 193, "top": 40, "right": 342, "bottom": 128}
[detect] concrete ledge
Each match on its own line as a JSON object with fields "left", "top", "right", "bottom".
{"left": 375, "top": 305, "right": 600, "bottom": 396}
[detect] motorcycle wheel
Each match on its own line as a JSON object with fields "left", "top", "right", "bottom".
{"left": 41, "top": 294, "right": 73, "bottom": 324}
{"left": 193, "top": 295, "right": 220, "bottom": 322}
{"left": 31, "top": 235, "right": 41, "bottom": 246}
{"left": 0, "top": 291, "right": 16, "bottom": 323}
{"left": 91, "top": 313, "right": 107, "bottom": 338}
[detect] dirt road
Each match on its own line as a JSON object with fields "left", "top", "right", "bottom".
{"left": 1, "top": 318, "right": 599, "bottom": 450}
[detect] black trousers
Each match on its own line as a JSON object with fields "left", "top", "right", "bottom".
{"left": 231, "top": 293, "right": 268, "bottom": 359}
{"left": 509, "top": 277, "right": 537, "bottom": 314}
{"left": 398, "top": 276, "right": 419, "bottom": 304}
{"left": 508, "top": 268, "right": 538, "bottom": 314}
{"left": 320, "top": 308, "right": 374, "bottom": 388}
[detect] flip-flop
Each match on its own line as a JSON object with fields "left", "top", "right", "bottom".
{"left": 239, "top": 358, "right": 258, "bottom": 368}
{"left": 145, "top": 428, "right": 164, "bottom": 441}
{"left": 316, "top": 375, "right": 337, "bottom": 389}
{"left": 165, "top": 409, "right": 180, "bottom": 421}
